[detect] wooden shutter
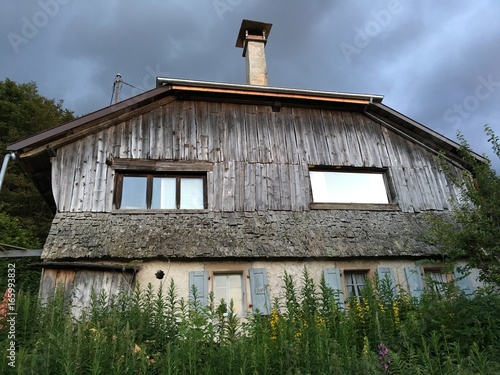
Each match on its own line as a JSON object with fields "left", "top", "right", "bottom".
{"left": 249, "top": 268, "right": 270, "bottom": 315}
{"left": 377, "top": 266, "right": 397, "bottom": 297}
{"left": 453, "top": 268, "right": 474, "bottom": 296}
{"left": 405, "top": 266, "right": 424, "bottom": 299}
{"left": 323, "top": 268, "right": 345, "bottom": 310}
{"left": 189, "top": 270, "right": 208, "bottom": 307}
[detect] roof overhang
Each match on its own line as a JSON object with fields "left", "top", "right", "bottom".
{"left": 156, "top": 77, "right": 384, "bottom": 105}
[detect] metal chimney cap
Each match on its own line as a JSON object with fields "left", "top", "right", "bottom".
{"left": 236, "top": 19, "right": 273, "bottom": 48}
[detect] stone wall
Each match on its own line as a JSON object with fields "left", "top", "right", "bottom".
{"left": 43, "top": 210, "right": 446, "bottom": 260}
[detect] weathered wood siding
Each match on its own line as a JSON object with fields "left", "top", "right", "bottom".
{"left": 52, "top": 101, "right": 460, "bottom": 213}
{"left": 39, "top": 268, "right": 134, "bottom": 318}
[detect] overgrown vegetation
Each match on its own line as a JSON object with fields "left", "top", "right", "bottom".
{"left": 430, "top": 125, "right": 500, "bottom": 286}
{"left": 1, "top": 270, "right": 499, "bottom": 374}
{"left": 0, "top": 78, "right": 74, "bottom": 246}
{"left": 0, "top": 78, "right": 74, "bottom": 294}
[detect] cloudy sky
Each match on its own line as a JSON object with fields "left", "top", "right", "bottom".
{"left": 2, "top": 0, "right": 500, "bottom": 166}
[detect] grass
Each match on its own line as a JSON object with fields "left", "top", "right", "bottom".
{"left": 1, "top": 270, "right": 500, "bottom": 374}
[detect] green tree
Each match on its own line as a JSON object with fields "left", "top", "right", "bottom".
{"left": 0, "top": 78, "right": 74, "bottom": 246}
{"left": 430, "top": 125, "right": 500, "bottom": 286}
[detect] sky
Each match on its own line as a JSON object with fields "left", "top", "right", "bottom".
{"left": 2, "top": 0, "right": 500, "bottom": 167}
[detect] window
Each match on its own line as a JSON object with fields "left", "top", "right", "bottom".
{"left": 189, "top": 268, "right": 270, "bottom": 315}
{"left": 115, "top": 172, "right": 206, "bottom": 210}
{"left": 344, "top": 271, "right": 367, "bottom": 301}
{"left": 213, "top": 273, "right": 244, "bottom": 315}
{"left": 424, "top": 269, "right": 450, "bottom": 294}
{"left": 310, "top": 170, "right": 389, "bottom": 204}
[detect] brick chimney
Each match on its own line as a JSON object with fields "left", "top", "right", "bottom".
{"left": 236, "top": 19, "right": 273, "bottom": 86}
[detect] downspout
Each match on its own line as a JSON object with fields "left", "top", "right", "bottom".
{"left": 0, "top": 152, "right": 16, "bottom": 192}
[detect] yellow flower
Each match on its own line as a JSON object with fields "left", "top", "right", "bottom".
{"left": 316, "top": 315, "right": 325, "bottom": 327}
{"left": 362, "top": 336, "right": 369, "bottom": 357}
{"left": 270, "top": 309, "right": 279, "bottom": 340}
{"left": 378, "top": 302, "right": 385, "bottom": 313}
{"left": 392, "top": 301, "right": 400, "bottom": 326}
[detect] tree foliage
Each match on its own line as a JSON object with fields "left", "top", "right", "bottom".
{"left": 430, "top": 125, "right": 500, "bottom": 286}
{"left": 0, "top": 78, "right": 74, "bottom": 247}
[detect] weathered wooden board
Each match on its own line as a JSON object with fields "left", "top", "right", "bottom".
{"left": 54, "top": 100, "right": 460, "bottom": 213}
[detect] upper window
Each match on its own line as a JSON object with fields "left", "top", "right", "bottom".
{"left": 115, "top": 172, "right": 207, "bottom": 210}
{"left": 310, "top": 170, "right": 389, "bottom": 204}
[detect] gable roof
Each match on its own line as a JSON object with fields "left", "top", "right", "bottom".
{"left": 7, "top": 77, "right": 481, "bottom": 212}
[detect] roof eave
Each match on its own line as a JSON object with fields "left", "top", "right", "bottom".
{"left": 156, "top": 77, "right": 385, "bottom": 104}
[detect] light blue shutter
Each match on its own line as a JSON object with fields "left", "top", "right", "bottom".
{"left": 453, "top": 268, "right": 474, "bottom": 296}
{"left": 323, "top": 268, "right": 344, "bottom": 310}
{"left": 377, "top": 266, "right": 397, "bottom": 297}
{"left": 249, "top": 268, "right": 270, "bottom": 315}
{"left": 189, "top": 270, "right": 208, "bottom": 307}
{"left": 405, "top": 266, "right": 424, "bottom": 299}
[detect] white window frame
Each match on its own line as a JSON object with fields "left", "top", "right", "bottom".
{"left": 344, "top": 271, "right": 368, "bottom": 301}
{"left": 310, "top": 169, "right": 390, "bottom": 204}
{"left": 212, "top": 272, "right": 245, "bottom": 316}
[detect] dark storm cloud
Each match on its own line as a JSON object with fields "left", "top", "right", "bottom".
{"left": 1, "top": 0, "right": 499, "bottom": 166}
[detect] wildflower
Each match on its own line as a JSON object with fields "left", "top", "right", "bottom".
{"left": 377, "top": 343, "right": 392, "bottom": 374}
{"left": 270, "top": 309, "right": 279, "bottom": 340}
{"left": 378, "top": 302, "right": 385, "bottom": 313}
{"left": 362, "top": 336, "right": 369, "bottom": 357}
{"left": 392, "top": 301, "right": 400, "bottom": 326}
{"left": 316, "top": 315, "right": 324, "bottom": 327}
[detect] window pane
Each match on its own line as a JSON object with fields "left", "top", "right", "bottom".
{"left": 345, "top": 272, "right": 367, "bottom": 300}
{"left": 213, "top": 274, "right": 243, "bottom": 315}
{"left": 310, "top": 171, "right": 389, "bottom": 204}
{"left": 180, "top": 178, "right": 204, "bottom": 209}
{"left": 152, "top": 177, "right": 176, "bottom": 209}
{"left": 121, "top": 176, "right": 147, "bottom": 209}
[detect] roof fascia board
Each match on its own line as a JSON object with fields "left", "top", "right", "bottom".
{"left": 170, "top": 84, "right": 371, "bottom": 105}
{"left": 157, "top": 77, "right": 384, "bottom": 103}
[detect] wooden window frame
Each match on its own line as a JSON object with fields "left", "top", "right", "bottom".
{"left": 344, "top": 270, "right": 369, "bottom": 301}
{"left": 114, "top": 171, "right": 207, "bottom": 210}
{"left": 423, "top": 268, "right": 452, "bottom": 294}
{"left": 309, "top": 166, "right": 399, "bottom": 210}
{"left": 212, "top": 272, "right": 246, "bottom": 316}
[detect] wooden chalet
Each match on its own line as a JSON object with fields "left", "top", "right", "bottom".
{"left": 7, "top": 20, "right": 478, "bottom": 315}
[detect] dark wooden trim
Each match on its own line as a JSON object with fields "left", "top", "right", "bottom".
{"left": 29, "top": 261, "right": 138, "bottom": 272}
{"left": 111, "top": 209, "right": 209, "bottom": 214}
{"left": 310, "top": 203, "right": 400, "bottom": 211}
{"left": 308, "top": 165, "right": 388, "bottom": 173}
{"left": 0, "top": 250, "right": 43, "bottom": 258}
{"left": 115, "top": 171, "right": 208, "bottom": 210}
{"left": 110, "top": 159, "right": 213, "bottom": 172}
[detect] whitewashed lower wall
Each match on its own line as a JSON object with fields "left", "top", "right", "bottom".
{"left": 135, "top": 259, "right": 480, "bottom": 310}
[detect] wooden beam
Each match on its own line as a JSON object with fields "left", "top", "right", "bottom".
{"left": 0, "top": 250, "right": 42, "bottom": 258}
